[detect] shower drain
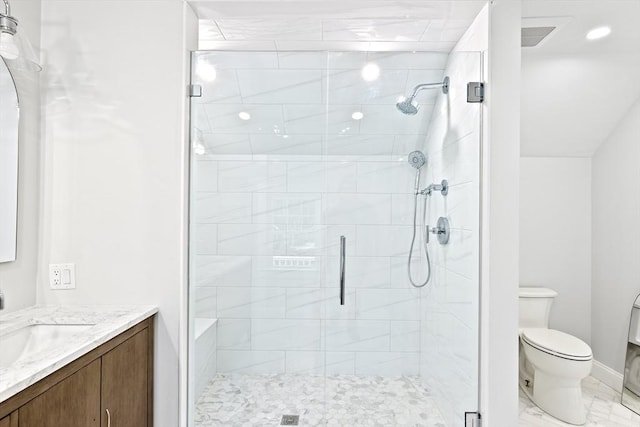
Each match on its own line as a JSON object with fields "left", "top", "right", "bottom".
{"left": 280, "top": 415, "right": 299, "bottom": 425}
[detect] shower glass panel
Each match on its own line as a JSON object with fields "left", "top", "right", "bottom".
{"left": 188, "top": 50, "right": 482, "bottom": 427}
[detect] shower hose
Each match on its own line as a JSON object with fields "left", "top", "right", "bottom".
{"left": 407, "top": 169, "right": 432, "bottom": 288}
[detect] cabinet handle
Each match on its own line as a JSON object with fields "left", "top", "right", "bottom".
{"left": 106, "top": 409, "right": 111, "bottom": 427}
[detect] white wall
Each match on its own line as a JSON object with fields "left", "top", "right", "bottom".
{"left": 592, "top": 98, "right": 640, "bottom": 374}
{"left": 38, "top": 2, "right": 196, "bottom": 425}
{"left": 0, "top": 0, "right": 41, "bottom": 313}
{"left": 520, "top": 157, "right": 591, "bottom": 343}
{"left": 482, "top": 1, "right": 521, "bottom": 426}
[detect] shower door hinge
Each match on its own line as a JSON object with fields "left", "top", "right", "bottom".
{"left": 465, "top": 412, "right": 481, "bottom": 427}
{"left": 189, "top": 84, "right": 202, "bottom": 98}
{"left": 467, "top": 82, "right": 484, "bottom": 103}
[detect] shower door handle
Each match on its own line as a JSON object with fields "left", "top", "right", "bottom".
{"left": 339, "top": 235, "right": 346, "bottom": 306}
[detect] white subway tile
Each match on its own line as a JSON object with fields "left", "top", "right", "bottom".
{"left": 440, "top": 229, "right": 477, "bottom": 280}
{"left": 286, "top": 161, "right": 358, "bottom": 193}
{"left": 203, "top": 104, "right": 284, "bottom": 134}
{"left": 355, "top": 225, "right": 412, "bottom": 257}
{"left": 356, "top": 162, "right": 396, "bottom": 193}
{"left": 390, "top": 256, "right": 430, "bottom": 289}
{"left": 252, "top": 319, "right": 321, "bottom": 350}
{"left": 196, "top": 51, "right": 279, "bottom": 69}
{"left": 217, "top": 319, "right": 251, "bottom": 349}
{"left": 217, "top": 224, "right": 287, "bottom": 255}
{"left": 443, "top": 182, "right": 478, "bottom": 231}
{"left": 217, "top": 350, "right": 285, "bottom": 374}
{"left": 325, "top": 256, "right": 390, "bottom": 288}
{"left": 193, "top": 161, "right": 218, "bottom": 192}
{"left": 324, "top": 134, "right": 394, "bottom": 157}
{"left": 325, "top": 352, "right": 356, "bottom": 375}
{"left": 194, "top": 287, "right": 217, "bottom": 319}
{"left": 367, "top": 52, "right": 449, "bottom": 70}
{"left": 355, "top": 352, "right": 419, "bottom": 376}
{"left": 250, "top": 134, "right": 322, "bottom": 156}
{"left": 194, "top": 255, "right": 252, "bottom": 286}
{"left": 323, "top": 288, "right": 357, "bottom": 320}
{"left": 324, "top": 68, "right": 407, "bottom": 105}
{"left": 286, "top": 288, "right": 323, "bottom": 319}
{"left": 278, "top": 51, "right": 327, "bottom": 69}
{"left": 217, "top": 287, "right": 286, "bottom": 319}
{"left": 325, "top": 320, "right": 390, "bottom": 351}
{"left": 285, "top": 351, "right": 325, "bottom": 375}
{"left": 194, "top": 193, "right": 252, "bottom": 224}
{"left": 201, "top": 134, "right": 252, "bottom": 155}
{"left": 390, "top": 321, "right": 420, "bottom": 352}
{"left": 325, "top": 194, "right": 391, "bottom": 225}
{"left": 252, "top": 193, "right": 322, "bottom": 225}
{"left": 193, "top": 223, "right": 217, "bottom": 255}
{"left": 356, "top": 289, "right": 420, "bottom": 320}
{"left": 218, "top": 161, "right": 287, "bottom": 193}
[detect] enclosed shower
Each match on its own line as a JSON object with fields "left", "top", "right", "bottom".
{"left": 187, "top": 50, "right": 482, "bottom": 426}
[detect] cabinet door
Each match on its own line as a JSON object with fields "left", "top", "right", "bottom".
{"left": 18, "top": 360, "right": 101, "bottom": 427}
{"left": 101, "top": 329, "right": 148, "bottom": 427}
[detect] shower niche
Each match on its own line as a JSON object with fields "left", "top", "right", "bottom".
{"left": 187, "top": 49, "right": 482, "bottom": 426}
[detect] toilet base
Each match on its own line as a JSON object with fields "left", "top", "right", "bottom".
{"left": 533, "top": 370, "right": 586, "bottom": 425}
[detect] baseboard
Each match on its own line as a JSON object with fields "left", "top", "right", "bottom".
{"left": 592, "top": 359, "right": 624, "bottom": 392}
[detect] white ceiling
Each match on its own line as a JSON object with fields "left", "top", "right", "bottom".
{"left": 189, "top": 1, "right": 487, "bottom": 51}
{"left": 521, "top": 0, "right": 640, "bottom": 157}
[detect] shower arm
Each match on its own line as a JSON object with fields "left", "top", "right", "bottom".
{"left": 408, "top": 82, "right": 445, "bottom": 99}
{"left": 2, "top": 0, "right": 9, "bottom": 17}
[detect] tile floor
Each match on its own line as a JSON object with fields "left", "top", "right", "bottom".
{"left": 194, "top": 374, "right": 448, "bottom": 427}
{"left": 519, "top": 376, "right": 640, "bottom": 426}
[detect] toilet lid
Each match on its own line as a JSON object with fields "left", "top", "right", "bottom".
{"left": 521, "top": 328, "right": 592, "bottom": 360}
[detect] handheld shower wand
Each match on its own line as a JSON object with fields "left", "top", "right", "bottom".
{"left": 406, "top": 151, "right": 432, "bottom": 288}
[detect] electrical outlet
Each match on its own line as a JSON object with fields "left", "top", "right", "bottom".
{"left": 49, "top": 263, "right": 76, "bottom": 290}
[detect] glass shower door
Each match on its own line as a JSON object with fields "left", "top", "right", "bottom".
{"left": 187, "top": 49, "right": 482, "bottom": 427}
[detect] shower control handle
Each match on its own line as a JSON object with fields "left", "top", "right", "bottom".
{"left": 339, "top": 236, "right": 346, "bottom": 306}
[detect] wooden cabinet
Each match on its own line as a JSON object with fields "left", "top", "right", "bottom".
{"left": 101, "top": 329, "right": 149, "bottom": 427}
{"left": 19, "top": 360, "right": 101, "bottom": 427}
{"left": 0, "top": 316, "right": 154, "bottom": 427}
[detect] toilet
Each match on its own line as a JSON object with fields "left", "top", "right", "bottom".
{"left": 519, "top": 287, "right": 593, "bottom": 425}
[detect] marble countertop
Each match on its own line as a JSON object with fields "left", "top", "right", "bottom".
{"left": 0, "top": 305, "right": 158, "bottom": 402}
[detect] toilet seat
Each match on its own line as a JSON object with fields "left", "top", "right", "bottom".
{"left": 521, "top": 328, "right": 592, "bottom": 361}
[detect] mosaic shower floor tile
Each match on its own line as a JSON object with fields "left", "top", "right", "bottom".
{"left": 194, "top": 374, "right": 448, "bottom": 427}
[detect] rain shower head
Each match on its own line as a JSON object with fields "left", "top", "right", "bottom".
{"left": 396, "top": 97, "right": 419, "bottom": 115}
{"left": 396, "top": 76, "right": 450, "bottom": 115}
{"left": 408, "top": 151, "right": 426, "bottom": 169}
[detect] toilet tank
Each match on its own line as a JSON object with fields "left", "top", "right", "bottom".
{"left": 519, "top": 287, "right": 558, "bottom": 329}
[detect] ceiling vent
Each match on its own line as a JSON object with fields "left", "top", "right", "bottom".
{"left": 521, "top": 27, "right": 556, "bottom": 47}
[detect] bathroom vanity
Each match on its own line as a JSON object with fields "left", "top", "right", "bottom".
{"left": 0, "top": 306, "right": 157, "bottom": 426}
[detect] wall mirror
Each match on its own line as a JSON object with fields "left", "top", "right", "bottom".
{"left": 0, "top": 57, "right": 19, "bottom": 262}
{"left": 622, "top": 293, "right": 640, "bottom": 414}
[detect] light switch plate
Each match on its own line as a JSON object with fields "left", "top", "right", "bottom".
{"left": 49, "top": 263, "right": 76, "bottom": 290}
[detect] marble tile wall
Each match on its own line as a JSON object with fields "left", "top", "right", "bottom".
{"left": 189, "top": 50, "right": 480, "bottom": 385}
{"left": 192, "top": 153, "right": 428, "bottom": 376}
{"left": 417, "top": 51, "right": 482, "bottom": 426}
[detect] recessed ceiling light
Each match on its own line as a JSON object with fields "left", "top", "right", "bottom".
{"left": 197, "top": 63, "right": 217, "bottom": 82}
{"left": 361, "top": 63, "right": 380, "bottom": 82}
{"left": 351, "top": 111, "right": 364, "bottom": 120}
{"left": 586, "top": 26, "right": 611, "bottom": 40}
{"left": 238, "top": 112, "right": 251, "bottom": 120}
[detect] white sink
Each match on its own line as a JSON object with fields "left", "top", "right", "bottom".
{"left": 0, "top": 324, "right": 94, "bottom": 369}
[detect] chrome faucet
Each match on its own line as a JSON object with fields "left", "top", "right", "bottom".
{"left": 0, "top": 289, "right": 4, "bottom": 310}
